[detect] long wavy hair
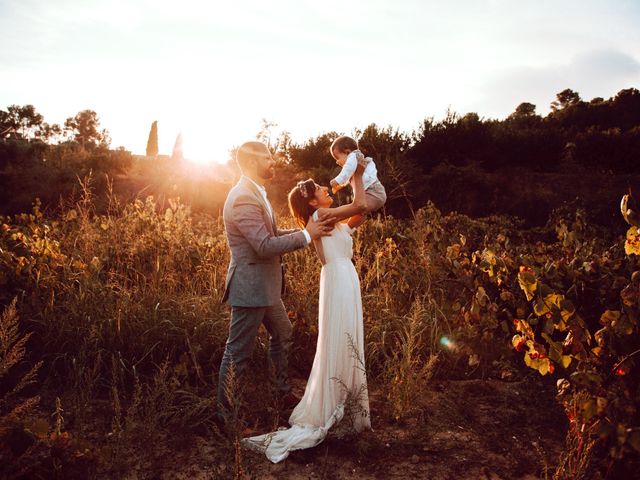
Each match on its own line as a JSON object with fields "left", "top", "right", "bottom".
{"left": 288, "top": 179, "right": 317, "bottom": 228}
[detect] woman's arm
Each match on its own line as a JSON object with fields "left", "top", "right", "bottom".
{"left": 318, "top": 156, "right": 367, "bottom": 223}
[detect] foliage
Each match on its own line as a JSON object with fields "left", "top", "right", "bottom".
{"left": 64, "top": 110, "right": 110, "bottom": 150}
{"left": 1, "top": 88, "right": 640, "bottom": 475}
{"left": 3, "top": 87, "right": 640, "bottom": 224}
{"left": 0, "top": 299, "right": 97, "bottom": 479}
{"left": 508, "top": 207, "right": 640, "bottom": 477}
{"left": 1, "top": 187, "right": 639, "bottom": 475}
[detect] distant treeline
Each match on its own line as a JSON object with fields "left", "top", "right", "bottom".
{"left": 1, "top": 88, "right": 639, "bottom": 225}
{"left": 268, "top": 88, "right": 640, "bottom": 225}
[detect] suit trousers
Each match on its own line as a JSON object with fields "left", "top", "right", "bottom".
{"left": 216, "top": 300, "right": 293, "bottom": 417}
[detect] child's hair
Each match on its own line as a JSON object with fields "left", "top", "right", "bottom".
{"left": 288, "top": 179, "right": 317, "bottom": 228}
{"left": 329, "top": 136, "right": 358, "bottom": 160}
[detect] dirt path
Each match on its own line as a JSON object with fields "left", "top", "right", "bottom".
{"left": 150, "top": 377, "right": 566, "bottom": 480}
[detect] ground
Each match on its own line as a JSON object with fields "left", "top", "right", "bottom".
{"left": 126, "top": 376, "right": 567, "bottom": 480}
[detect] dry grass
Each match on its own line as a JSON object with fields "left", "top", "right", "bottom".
{"left": 1, "top": 177, "right": 634, "bottom": 478}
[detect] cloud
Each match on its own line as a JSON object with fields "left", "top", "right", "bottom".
{"left": 470, "top": 49, "right": 640, "bottom": 118}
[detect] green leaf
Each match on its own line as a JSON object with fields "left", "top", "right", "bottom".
{"left": 534, "top": 297, "right": 550, "bottom": 316}
{"left": 538, "top": 359, "right": 551, "bottom": 375}
{"left": 538, "top": 283, "right": 554, "bottom": 297}
{"left": 543, "top": 317, "right": 555, "bottom": 335}
{"left": 600, "top": 310, "right": 622, "bottom": 326}
{"left": 518, "top": 270, "right": 537, "bottom": 301}
{"left": 541, "top": 332, "right": 562, "bottom": 362}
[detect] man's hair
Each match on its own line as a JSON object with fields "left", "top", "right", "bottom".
{"left": 329, "top": 136, "right": 358, "bottom": 160}
{"left": 288, "top": 179, "right": 317, "bottom": 228}
{"left": 236, "top": 141, "right": 269, "bottom": 171}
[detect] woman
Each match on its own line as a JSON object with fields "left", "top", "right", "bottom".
{"left": 243, "top": 157, "right": 371, "bottom": 463}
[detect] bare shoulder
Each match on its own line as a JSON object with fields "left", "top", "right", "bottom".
{"left": 313, "top": 207, "right": 331, "bottom": 220}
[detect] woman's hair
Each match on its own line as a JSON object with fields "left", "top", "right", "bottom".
{"left": 288, "top": 179, "right": 317, "bottom": 228}
{"left": 329, "top": 136, "right": 358, "bottom": 160}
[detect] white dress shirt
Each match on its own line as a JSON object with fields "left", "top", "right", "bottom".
{"left": 332, "top": 150, "right": 379, "bottom": 189}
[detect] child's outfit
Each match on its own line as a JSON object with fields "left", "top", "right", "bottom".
{"left": 331, "top": 150, "right": 386, "bottom": 212}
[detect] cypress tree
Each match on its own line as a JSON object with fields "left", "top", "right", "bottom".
{"left": 146, "top": 120, "right": 158, "bottom": 157}
{"left": 171, "top": 133, "right": 183, "bottom": 162}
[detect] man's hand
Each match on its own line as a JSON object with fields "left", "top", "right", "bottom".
{"left": 306, "top": 210, "right": 336, "bottom": 240}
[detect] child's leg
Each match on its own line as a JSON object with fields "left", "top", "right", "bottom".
{"left": 348, "top": 214, "right": 367, "bottom": 229}
{"left": 348, "top": 189, "right": 386, "bottom": 229}
{"left": 364, "top": 183, "right": 387, "bottom": 213}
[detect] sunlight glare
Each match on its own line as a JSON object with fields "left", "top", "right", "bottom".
{"left": 439, "top": 336, "right": 456, "bottom": 350}
{"left": 181, "top": 132, "right": 231, "bottom": 166}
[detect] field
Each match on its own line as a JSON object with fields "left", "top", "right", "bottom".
{"left": 1, "top": 177, "right": 639, "bottom": 479}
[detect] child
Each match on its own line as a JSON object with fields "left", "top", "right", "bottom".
{"left": 329, "top": 135, "right": 387, "bottom": 213}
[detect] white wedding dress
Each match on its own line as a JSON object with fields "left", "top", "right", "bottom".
{"left": 242, "top": 214, "right": 371, "bottom": 463}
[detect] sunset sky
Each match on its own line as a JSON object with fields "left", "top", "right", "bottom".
{"left": 2, "top": 0, "right": 639, "bottom": 164}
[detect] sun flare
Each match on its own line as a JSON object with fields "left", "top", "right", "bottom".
{"left": 180, "top": 133, "right": 233, "bottom": 166}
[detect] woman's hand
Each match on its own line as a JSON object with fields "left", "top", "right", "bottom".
{"left": 355, "top": 151, "right": 366, "bottom": 175}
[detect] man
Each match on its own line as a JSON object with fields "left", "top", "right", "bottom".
{"left": 217, "top": 141, "right": 333, "bottom": 422}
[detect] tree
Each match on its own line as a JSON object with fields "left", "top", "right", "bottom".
{"left": 146, "top": 121, "right": 158, "bottom": 158}
{"left": 43, "top": 123, "right": 63, "bottom": 144}
{"left": 256, "top": 118, "right": 278, "bottom": 149}
{"left": 171, "top": 133, "right": 183, "bottom": 162}
{"left": 357, "top": 123, "right": 410, "bottom": 160}
{"left": 0, "top": 105, "right": 46, "bottom": 140}
{"left": 551, "top": 89, "right": 582, "bottom": 111}
{"left": 510, "top": 102, "right": 537, "bottom": 118}
{"left": 64, "top": 110, "right": 109, "bottom": 150}
{"left": 273, "top": 130, "right": 293, "bottom": 164}
{"left": 288, "top": 132, "right": 337, "bottom": 173}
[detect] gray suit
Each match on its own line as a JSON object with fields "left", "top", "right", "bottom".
{"left": 217, "top": 176, "right": 307, "bottom": 416}
{"left": 222, "top": 176, "right": 306, "bottom": 305}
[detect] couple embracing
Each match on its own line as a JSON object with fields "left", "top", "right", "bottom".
{"left": 217, "top": 138, "right": 386, "bottom": 463}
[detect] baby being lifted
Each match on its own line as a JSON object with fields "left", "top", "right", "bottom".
{"left": 329, "top": 135, "right": 387, "bottom": 214}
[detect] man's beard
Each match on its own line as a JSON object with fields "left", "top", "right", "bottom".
{"left": 258, "top": 166, "right": 275, "bottom": 180}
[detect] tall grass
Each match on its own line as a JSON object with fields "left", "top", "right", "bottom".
{"left": 2, "top": 177, "right": 634, "bottom": 476}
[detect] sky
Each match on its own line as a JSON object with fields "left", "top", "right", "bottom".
{"left": 1, "top": 0, "right": 639, "bottom": 164}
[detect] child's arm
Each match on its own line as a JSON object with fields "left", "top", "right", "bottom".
{"left": 331, "top": 151, "right": 359, "bottom": 187}
{"left": 320, "top": 159, "right": 367, "bottom": 222}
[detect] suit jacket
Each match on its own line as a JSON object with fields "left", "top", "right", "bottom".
{"left": 222, "top": 176, "right": 307, "bottom": 307}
